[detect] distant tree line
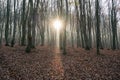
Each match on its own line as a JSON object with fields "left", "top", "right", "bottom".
{"left": 0, "top": 0, "right": 120, "bottom": 54}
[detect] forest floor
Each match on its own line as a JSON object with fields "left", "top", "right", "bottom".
{"left": 0, "top": 45, "right": 120, "bottom": 80}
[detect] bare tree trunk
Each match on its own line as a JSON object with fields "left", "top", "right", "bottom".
{"left": 95, "top": 0, "right": 101, "bottom": 54}
{"left": 63, "top": 0, "right": 68, "bottom": 55}
{"left": 5, "top": 0, "right": 10, "bottom": 46}
{"left": 26, "top": 0, "right": 33, "bottom": 53}
{"left": 11, "top": 0, "right": 16, "bottom": 47}
{"left": 111, "top": 0, "right": 118, "bottom": 50}
{"left": 21, "top": 0, "right": 26, "bottom": 46}
{"left": 32, "top": 0, "right": 39, "bottom": 48}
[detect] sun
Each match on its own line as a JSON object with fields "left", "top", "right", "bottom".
{"left": 53, "top": 19, "right": 62, "bottom": 31}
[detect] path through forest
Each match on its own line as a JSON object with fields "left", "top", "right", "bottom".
{"left": 50, "top": 48, "right": 64, "bottom": 79}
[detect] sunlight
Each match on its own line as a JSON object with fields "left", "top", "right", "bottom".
{"left": 53, "top": 19, "right": 62, "bottom": 31}
{"left": 51, "top": 48, "right": 64, "bottom": 79}
{"left": 52, "top": 18, "right": 63, "bottom": 48}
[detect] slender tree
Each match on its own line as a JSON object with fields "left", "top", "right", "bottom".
{"left": 5, "top": 0, "right": 10, "bottom": 46}
{"left": 26, "top": 0, "right": 33, "bottom": 53}
{"left": 11, "top": 0, "right": 16, "bottom": 47}
{"left": 95, "top": 0, "right": 100, "bottom": 54}
{"left": 21, "top": 0, "right": 26, "bottom": 46}
{"left": 32, "top": 0, "right": 39, "bottom": 48}
{"left": 63, "top": 0, "right": 68, "bottom": 55}
{"left": 111, "top": 0, "right": 118, "bottom": 50}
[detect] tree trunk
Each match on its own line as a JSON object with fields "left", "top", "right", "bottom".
{"left": 11, "top": 0, "right": 16, "bottom": 47}
{"left": 95, "top": 0, "right": 100, "bottom": 54}
{"left": 21, "top": 0, "right": 26, "bottom": 46}
{"left": 5, "top": 0, "right": 10, "bottom": 46}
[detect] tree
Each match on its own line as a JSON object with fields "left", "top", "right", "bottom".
{"left": 25, "top": 0, "right": 33, "bottom": 53}
{"left": 63, "top": 0, "right": 68, "bottom": 55}
{"left": 21, "top": 0, "right": 26, "bottom": 46}
{"left": 5, "top": 0, "right": 10, "bottom": 46}
{"left": 75, "top": 0, "right": 80, "bottom": 48}
{"left": 11, "top": 0, "right": 17, "bottom": 47}
{"left": 111, "top": 0, "right": 118, "bottom": 50}
{"left": 95, "top": 0, "right": 100, "bottom": 54}
{"left": 31, "top": 0, "right": 39, "bottom": 48}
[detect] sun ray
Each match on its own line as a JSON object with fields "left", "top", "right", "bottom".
{"left": 53, "top": 19, "right": 62, "bottom": 31}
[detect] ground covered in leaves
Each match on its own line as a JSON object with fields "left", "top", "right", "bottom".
{"left": 0, "top": 46, "right": 120, "bottom": 80}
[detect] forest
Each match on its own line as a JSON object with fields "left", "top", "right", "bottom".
{"left": 0, "top": 0, "right": 120, "bottom": 80}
